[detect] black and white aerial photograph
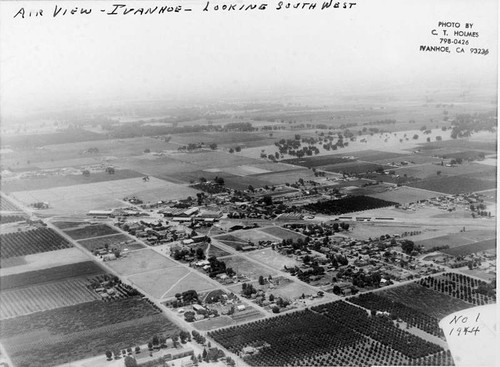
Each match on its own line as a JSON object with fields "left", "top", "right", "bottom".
{"left": 0, "top": 0, "right": 497, "bottom": 366}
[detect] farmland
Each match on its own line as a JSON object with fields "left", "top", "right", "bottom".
{"left": 304, "top": 196, "right": 397, "bottom": 215}
{"left": 440, "top": 239, "right": 496, "bottom": 256}
{"left": 0, "top": 278, "right": 101, "bottom": 319}
{"left": 0, "top": 261, "right": 105, "bottom": 290}
{"left": 1, "top": 169, "right": 143, "bottom": 193}
{"left": 0, "top": 214, "right": 26, "bottom": 224}
{"left": 0, "top": 227, "right": 72, "bottom": 259}
{"left": 11, "top": 177, "right": 200, "bottom": 215}
{"left": 62, "top": 223, "right": 119, "bottom": 240}
{"left": 407, "top": 176, "right": 496, "bottom": 195}
{"left": 415, "top": 230, "right": 496, "bottom": 251}
{"left": 368, "top": 186, "right": 443, "bottom": 205}
{"left": 0, "top": 196, "right": 22, "bottom": 211}
{"left": 0, "top": 248, "right": 93, "bottom": 276}
{"left": 379, "top": 282, "right": 478, "bottom": 320}
{"left": 0, "top": 297, "right": 179, "bottom": 367}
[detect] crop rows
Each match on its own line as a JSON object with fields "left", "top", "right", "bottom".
{"left": 312, "top": 301, "right": 443, "bottom": 359}
{"left": 209, "top": 309, "right": 364, "bottom": 366}
{"left": 0, "top": 197, "right": 22, "bottom": 211}
{"left": 0, "top": 278, "right": 101, "bottom": 320}
{"left": 303, "top": 195, "right": 397, "bottom": 215}
{"left": 0, "top": 227, "right": 71, "bottom": 259}
{"left": 418, "top": 273, "right": 496, "bottom": 306}
{"left": 0, "top": 215, "right": 26, "bottom": 224}
{"left": 349, "top": 292, "right": 445, "bottom": 338}
{"left": 0, "top": 297, "right": 179, "bottom": 367}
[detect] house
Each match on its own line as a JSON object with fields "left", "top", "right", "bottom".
{"left": 192, "top": 304, "right": 206, "bottom": 313}
{"left": 237, "top": 304, "right": 246, "bottom": 311}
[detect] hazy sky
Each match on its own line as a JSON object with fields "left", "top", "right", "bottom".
{"left": 0, "top": 0, "right": 497, "bottom": 116}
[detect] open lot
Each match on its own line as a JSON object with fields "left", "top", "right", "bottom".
{"left": 393, "top": 162, "right": 496, "bottom": 180}
{"left": 248, "top": 248, "right": 302, "bottom": 270}
{"left": 251, "top": 168, "right": 316, "bottom": 185}
{"left": 78, "top": 233, "right": 145, "bottom": 252}
{"left": 0, "top": 248, "right": 91, "bottom": 276}
{"left": 106, "top": 248, "right": 179, "bottom": 276}
{"left": 11, "top": 177, "right": 200, "bottom": 215}
{"left": 228, "top": 228, "right": 281, "bottom": 243}
{"left": 221, "top": 255, "right": 279, "bottom": 280}
{"left": 270, "top": 277, "right": 318, "bottom": 300}
{"left": 379, "top": 282, "right": 474, "bottom": 320}
{"left": 193, "top": 315, "right": 235, "bottom": 331}
{"left": 259, "top": 226, "right": 307, "bottom": 242}
{"left": 368, "top": 186, "right": 443, "bottom": 204}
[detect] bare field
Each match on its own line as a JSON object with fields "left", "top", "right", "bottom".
{"left": 11, "top": 177, "right": 199, "bottom": 214}
{"left": 0, "top": 248, "right": 90, "bottom": 276}
{"left": 259, "top": 226, "right": 307, "bottom": 242}
{"left": 1, "top": 169, "right": 143, "bottom": 193}
{"left": 441, "top": 238, "right": 496, "bottom": 256}
{"left": 248, "top": 248, "right": 302, "bottom": 270}
{"left": 106, "top": 248, "right": 180, "bottom": 276}
{"left": 229, "top": 229, "right": 281, "bottom": 243}
{"left": 368, "top": 186, "right": 443, "bottom": 204}
{"left": 222, "top": 255, "right": 278, "bottom": 280}
{"left": 128, "top": 266, "right": 189, "bottom": 299}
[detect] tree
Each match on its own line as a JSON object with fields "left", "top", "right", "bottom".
{"left": 124, "top": 356, "right": 138, "bottom": 367}
{"left": 105, "top": 351, "right": 113, "bottom": 360}
{"left": 209, "top": 143, "right": 217, "bottom": 150}
{"left": 228, "top": 148, "right": 234, "bottom": 153}
{"left": 135, "top": 346, "right": 141, "bottom": 354}
{"left": 147, "top": 342, "right": 153, "bottom": 351}
{"left": 272, "top": 306, "right": 280, "bottom": 313}
{"left": 401, "top": 240, "right": 415, "bottom": 255}
{"left": 196, "top": 247, "right": 205, "bottom": 260}
{"left": 269, "top": 294, "right": 275, "bottom": 302}
{"left": 258, "top": 275, "right": 265, "bottom": 285}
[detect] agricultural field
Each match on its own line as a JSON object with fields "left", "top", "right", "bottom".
{"left": 0, "top": 215, "right": 26, "bottom": 224}
{"left": 11, "top": 177, "right": 200, "bottom": 215}
{"left": 393, "top": 162, "right": 496, "bottom": 181}
{"left": 440, "top": 238, "right": 497, "bottom": 256}
{"left": 0, "top": 227, "right": 72, "bottom": 259}
{"left": 78, "top": 233, "right": 145, "bottom": 252}
{"left": 106, "top": 248, "right": 179, "bottom": 276}
{"left": 0, "top": 297, "right": 179, "bottom": 367}
{"left": 303, "top": 196, "right": 397, "bottom": 215}
{"left": 0, "top": 196, "right": 22, "bottom": 211}
{"left": 282, "top": 155, "right": 354, "bottom": 168}
{"left": 0, "top": 247, "right": 91, "bottom": 276}
{"left": 415, "top": 230, "right": 496, "bottom": 252}
{"left": 128, "top": 267, "right": 216, "bottom": 299}
{"left": 220, "top": 256, "right": 279, "bottom": 280}
{"left": 368, "top": 186, "right": 443, "bottom": 205}
{"left": 62, "top": 223, "right": 119, "bottom": 240}
{"left": 319, "top": 161, "right": 387, "bottom": 174}
{"left": 0, "top": 169, "right": 143, "bottom": 193}
{"left": 407, "top": 176, "right": 496, "bottom": 195}
{"left": 0, "top": 261, "right": 105, "bottom": 290}
{"left": 379, "top": 282, "right": 478, "bottom": 320}
{"left": 250, "top": 169, "right": 316, "bottom": 186}
{"left": 418, "top": 273, "right": 496, "bottom": 307}
{"left": 0, "top": 278, "right": 101, "bottom": 320}
{"left": 259, "top": 226, "right": 307, "bottom": 242}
